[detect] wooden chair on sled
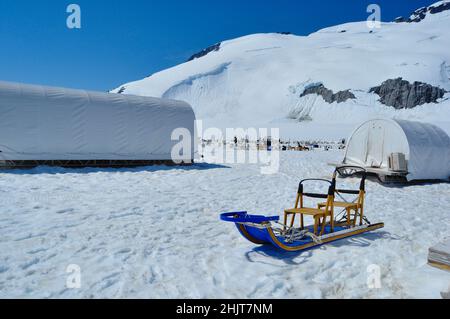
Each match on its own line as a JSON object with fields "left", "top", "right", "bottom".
{"left": 318, "top": 166, "right": 367, "bottom": 227}
{"left": 284, "top": 179, "right": 336, "bottom": 236}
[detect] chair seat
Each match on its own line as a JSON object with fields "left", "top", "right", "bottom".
{"left": 285, "top": 207, "right": 330, "bottom": 216}
{"left": 318, "top": 202, "right": 358, "bottom": 209}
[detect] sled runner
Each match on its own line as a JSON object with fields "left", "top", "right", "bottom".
{"left": 221, "top": 166, "right": 384, "bottom": 252}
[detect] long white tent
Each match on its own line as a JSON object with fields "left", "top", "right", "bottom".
{"left": 343, "top": 119, "right": 450, "bottom": 181}
{"left": 0, "top": 81, "right": 196, "bottom": 168}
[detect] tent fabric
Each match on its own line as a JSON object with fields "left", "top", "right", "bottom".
{"left": 344, "top": 119, "right": 450, "bottom": 181}
{"left": 0, "top": 81, "right": 196, "bottom": 162}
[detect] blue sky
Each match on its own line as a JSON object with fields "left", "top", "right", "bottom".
{"left": 0, "top": 0, "right": 436, "bottom": 91}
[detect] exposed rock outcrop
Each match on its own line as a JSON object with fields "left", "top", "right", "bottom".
{"left": 187, "top": 43, "right": 221, "bottom": 62}
{"left": 394, "top": 1, "right": 450, "bottom": 23}
{"left": 394, "top": 16, "right": 406, "bottom": 23}
{"left": 369, "top": 78, "right": 447, "bottom": 109}
{"left": 300, "top": 84, "right": 355, "bottom": 103}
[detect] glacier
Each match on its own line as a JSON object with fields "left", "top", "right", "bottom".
{"left": 113, "top": 1, "right": 450, "bottom": 140}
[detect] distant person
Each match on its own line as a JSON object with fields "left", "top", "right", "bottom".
{"left": 267, "top": 137, "right": 272, "bottom": 151}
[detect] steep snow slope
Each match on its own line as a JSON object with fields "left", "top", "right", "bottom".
{"left": 113, "top": 1, "right": 450, "bottom": 139}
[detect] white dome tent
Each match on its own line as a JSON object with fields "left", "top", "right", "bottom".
{"left": 0, "top": 81, "right": 196, "bottom": 168}
{"left": 343, "top": 119, "right": 450, "bottom": 182}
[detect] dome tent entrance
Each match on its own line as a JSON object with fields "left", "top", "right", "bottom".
{"left": 343, "top": 119, "right": 450, "bottom": 181}
{"left": 0, "top": 81, "right": 196, "bottom": 168}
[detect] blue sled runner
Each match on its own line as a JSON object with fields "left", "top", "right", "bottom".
{"left": 220, "top": 212, "right": 384, "bottom": 252}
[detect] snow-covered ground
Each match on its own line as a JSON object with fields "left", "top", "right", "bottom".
{"left": 1, "top": 150, "right": 449, "bottom": 299}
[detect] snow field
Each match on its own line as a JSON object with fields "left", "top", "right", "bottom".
{"left": 0, "top": 150, "right": 449, "bottom": 298}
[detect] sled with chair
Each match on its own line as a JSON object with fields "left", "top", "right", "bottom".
{"left": 220, "top": 166, "right": 384, "bottom": 252}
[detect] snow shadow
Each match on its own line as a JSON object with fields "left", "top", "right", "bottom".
{"left": 245, "top": 245, "right": 314, "bottom": 266}
{"left": 0, "top": 163, "right": 229, "bottom": 175}
{"left": 380, "top": 180, "right": 450, "bottom": 189}
{"left": 244, "top": 230, "right": 396, "bottom": 265}
{"left": 328, "top": 230, "right": 398, "bottom": 248}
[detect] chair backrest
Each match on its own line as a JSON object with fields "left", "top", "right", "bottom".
{"left": 333, "top": 166, "right": 367, "bottom": 205}
{"left": 296, "top": 179, "right": 336, "bottom": 212}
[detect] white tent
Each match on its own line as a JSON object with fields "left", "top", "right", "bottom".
{"left": 343, "top": 119, "right": 450, "bottom": 181}
{"left": 0, "top": 81, "right": 196, "bottom": 167}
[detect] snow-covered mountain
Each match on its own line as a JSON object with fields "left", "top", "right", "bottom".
{"left": 113, "top": 1, "right": 450, "bottom": 139}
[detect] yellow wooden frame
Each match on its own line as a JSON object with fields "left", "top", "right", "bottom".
{"left": 284, "top": 189, "right": 335, "bottom": 236}
{"left": 344, "top": 167, "right": 366, "bottom": 226}
{"left": 319, "top": 184, "right": 366, "bottom": 227}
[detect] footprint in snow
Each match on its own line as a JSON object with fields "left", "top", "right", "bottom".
{"left": 56, "top": 208, "right": 75, "bottom": 215}
{"left": 20, "top": 258, "right": 40, "bottom": 270}
{"left": 15, "top": 233, "right": 47, "bottom": 242}
{"left": 27, "top": 248, "right": 48, "bottom": 255}
{"left": 116, "top": 248, "right": 132, "bottom": 255}
{"left": 0, "top": 265, "right": 9, "bottom": 274}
